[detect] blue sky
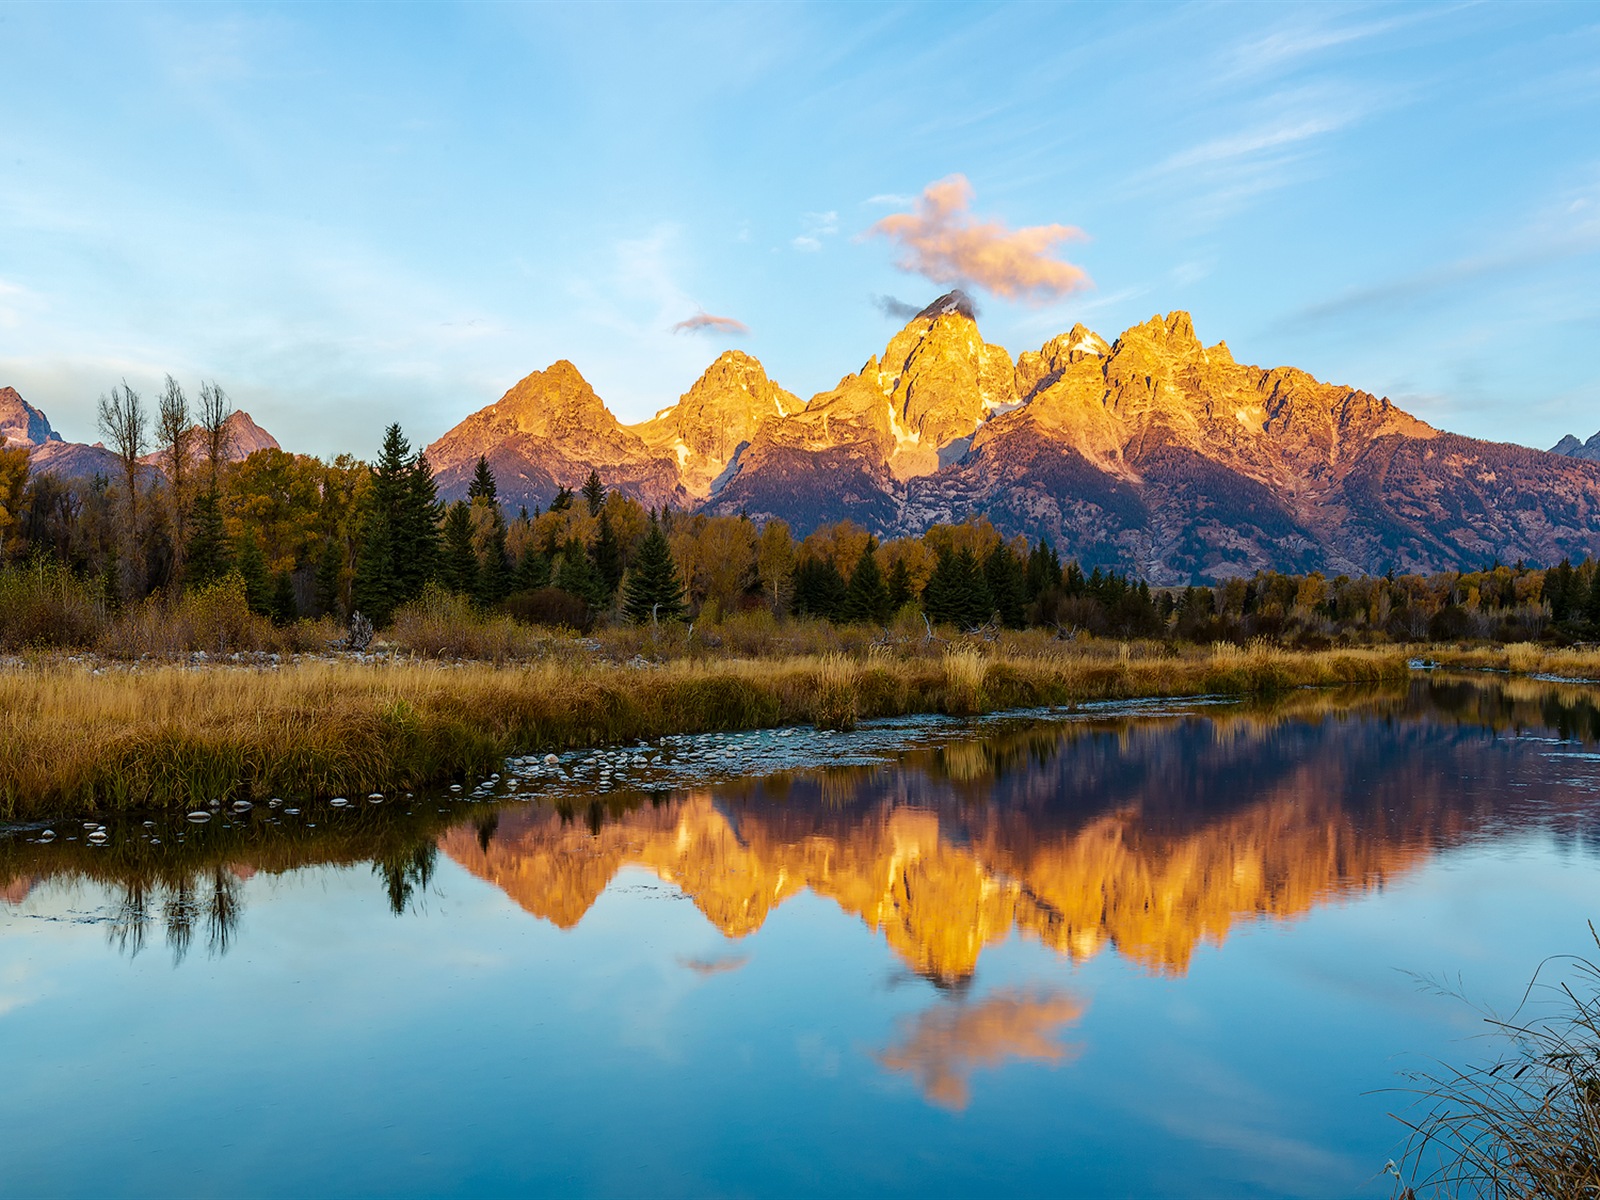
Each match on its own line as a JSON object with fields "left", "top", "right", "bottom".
{"left": 1, "top": 1, "right": 1596, "bottom": 459}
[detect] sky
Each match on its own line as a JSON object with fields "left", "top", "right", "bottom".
{"left": 1, "top": 1, "right": 1597, "bottom": 459}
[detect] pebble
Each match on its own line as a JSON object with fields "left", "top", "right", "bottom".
{"left": 87, "top": 830, "right": 109, "bottom": 845}
{"left": 544, "top": 754, "right": 559, "bottom": 765}
{"left": 284, "top": 808, "right": 301, "bottom": 816}
{"left": 39, "top": 830, "right": 56, "bottom": 842}
{"left": 367, "top": 793, "right": 383, "bottom": 804}
{"left": 232, "top": 800, "right": 253, "bottom": 813}
{"left": 186, "top": 812, "right": 211, "bottom": 823}
{"left": 330, "top": 797, "right": 350, "bottom": 808}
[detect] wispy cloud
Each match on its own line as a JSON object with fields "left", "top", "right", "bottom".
{"left": 873, "top": 294, "right": 922, "bottom": 321}
{"left": 671, "top": 311, "right": 750, "bottom": 336}
{"left": 865, "top": 193, "right": 914, "bottom": 207}
{"left": 866, "top": 175, "right": 1091, "bottom": 304}
{"left": 792, "top": 210, "right": 839, "bottom": 253}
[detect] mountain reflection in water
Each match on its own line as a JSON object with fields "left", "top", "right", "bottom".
{"left": 4, "top": 675, "right": 1600, "bottom": 982}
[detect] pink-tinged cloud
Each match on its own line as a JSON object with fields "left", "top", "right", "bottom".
{"left": 868, "top": 175, "right": 1091, "bottom": 303}
{"left": 671, "top": 311, "right": 750, "bottom": 336}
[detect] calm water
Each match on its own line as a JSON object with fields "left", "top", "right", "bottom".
{"left": 3, "top": 675, "right": 1600, "bottom": 1198}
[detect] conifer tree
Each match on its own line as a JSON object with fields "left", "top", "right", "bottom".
{"left": 923, "top": 547, "right": 991, "bottom": 629}
{"left": 549, "top": 486, "right": 574, "bottom": 513}
{"left": 234, "top": 529, "right": 270, "bottom": 615}
{"left": 885, "top": 556, "right": 915, "bottom": 612}
{"left": 467, "top": 455, "right": 497, "bottom": 502}
{"left": 269, "top": 569, "right": 298, "bottom": 626}
{"left": 314, "top": 532, "right": 343, "bottom": 617}
{"left": 398, "top": 452, "right": 441, "bottom": 596}
{"left": 476, "top": 508, "right": 512, "bottom": 606}
{"left": 352, "top": 425, "right": 438, "bottom": 625}
{"left": 1587, "top": 565, "right": 1600, "bottom": 629}
{"left": 590, "top": 508, "right": 624, "bottom": 600}
{"left": 513, "top": 543, "right": 551, "bottom": 592}
{"left": 554, "top": 536, "right": 606, "bottom": 609}
{"left": 1025, "top": 538, "right": 1062, "bottom": 602}
{"left": 581, "top": 469, "right": 605, "bottom": 517}
{"left": 621, "top": 516, "right": 686, "bottom": 623}
{"left": 841, "top": 542, "right": 890, "bottom": 624}
{"left": 441, "top": 501, "right": 478, "bottom": 596}
{"left": 791, "top": 557, "right": 848, "bottom": 619}
{"left": 983, "top": 542, "right": 1027, "bottom": 627}
{"left": 184, "top": 489, "right": 230, "bottom": 589}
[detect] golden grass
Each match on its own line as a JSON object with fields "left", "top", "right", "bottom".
{"left": 0, "top": 642, "right": 1415, "bottom": 818}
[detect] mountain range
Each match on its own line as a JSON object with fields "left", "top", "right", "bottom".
{"left": 7, "top": 299, "right": 1600, "bottom": 581}
{"left": 423, "top": 294, "right": 1600, "bottom": 580}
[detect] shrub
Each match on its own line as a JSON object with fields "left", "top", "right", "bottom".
{"left": 0, "top": 558, "right": 102, "bottom": 649}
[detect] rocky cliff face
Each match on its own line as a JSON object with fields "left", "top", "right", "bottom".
{"left": 417, "top": 297, "right": 1600, "bottom": 575}
{"left": 140, "top": 410, "right": 280, "bottom": 469}
{"left": 425, "top": 360, "right": 687, "bottom": 511}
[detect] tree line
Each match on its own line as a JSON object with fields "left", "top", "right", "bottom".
{"left": 3, "top": 396, "right": 1600, "bottom": 644}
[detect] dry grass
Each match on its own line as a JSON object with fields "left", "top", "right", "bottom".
{"left": 1435, "top": 642, "right": 1600, "bottom": 681}
{"left": 1388, "top": 926, "right": 1600, "bottom": 1198}
{"left": 0, "top": 642, "right": 1414, "bottom": 818}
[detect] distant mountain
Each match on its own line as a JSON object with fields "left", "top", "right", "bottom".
{"left": 1551, "top": 431, "right": 1600, "bottom": 462}
{"left": 425, "top": 297, "right": 1600, "bottom": 578}
{"left": 1, "top": 387, "right": 279, "bottom": 482}
{"left": 139, "top": 410, "right": 280, "bottom": 469}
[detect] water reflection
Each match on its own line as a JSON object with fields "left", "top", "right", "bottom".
{"left": 5, "top": 675, "right": 1600, "bottom": 981}
{"left": 876, "top": 987, "right": 1086, "bottom": 1110}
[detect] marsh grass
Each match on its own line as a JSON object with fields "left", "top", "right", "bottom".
{"left": 1388, "top": 926, "right": 1600, "bottom": 1198}
{"left": 0, "top": 642, "right": 1413, "bottom": 818}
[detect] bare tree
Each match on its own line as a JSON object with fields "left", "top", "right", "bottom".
{"left": 197, "top": 380, "right": 234, "bottom": 492}
{"left": 157, "top": 374, "right": 192, "bottom": 570}
{"left": 97, "top": 379, "right": 147, "bottom": 597}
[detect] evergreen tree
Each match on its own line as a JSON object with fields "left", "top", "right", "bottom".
{"left": 513, "top": 543, "right": 551, "bottom": 592}
{"left": 1547, "top": 559, "right": 1579, "bottom": 622}
{"left": 590, "top": 508, "right": 624, "bottom": 600}
{"left": 549, "top": 486, "right": 574, "bottom": 513}
{"left": 983, "top": 542, "right": 1027, "bottom": 627}
{"left": 398, "top": 452, "right": 440, "bottom": 597}
{"left": 268, "top": 569, "right": 298, "bottom": 626}
{"left": 234, "top": 529, "right": 270, "bottom": 615}
{"left": 885, "top": 556, "right": 915, "bottom": 612}
{"left": 351, "top": 506, "right": 396, "bottom": 625}
{"left": 922, "top": 547, "right": 991, "bottom": 629}
{"left": 791, "top": 556, "right": 847, "bottom": 619}
{"left": 581, "top": 469, "right": 605, "bottom": 517}
{"left": 1587, "top": 565, "right": 1600, "bottom": 629}
{"left": 467, "top": 455, "right": 497, "bottom": 502}
{"left": 621, "top": 516, "right": 686, "bottom": 622}
{"left": 441, "top": 501, "right": 478, "bottom": 596}
{"left": 476, "top": 508, "right": 512, "bottom": 606}
{"left": 554, "top": 537, "right": 606, "bottom": 609}
{"left": 1025, "top": 538, "right": 1062, "bottom": 602}
{"left": 841, "top": 542, "right": 891, "bottom": 624}
{"left": 1062, "top": 560, "right": 1087, "bottom": 598}
{"left": 184, "top": 489, "right": 230, "bottom": 589}
{"left": 314, "top": 532, "right": 343, "bottom": 617}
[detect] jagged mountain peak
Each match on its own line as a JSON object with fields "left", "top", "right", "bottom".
{"left": 914, "top": 289, "right": 978, "bottom": 322}
{"left": 1550, "top": 431, "right": 1600, "bottom": 461}
{"left": 0, "top": 386, "right": 62, "bottom": 449}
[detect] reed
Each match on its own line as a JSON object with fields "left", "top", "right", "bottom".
{"left": 1388, "top": 926, "right": 1600, "bottom": 1198}
{"left": 0, "top": 642, "right": 1413, "bottom": 818}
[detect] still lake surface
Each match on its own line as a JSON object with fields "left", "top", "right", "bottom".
{"left": 3, "top": 674, "right": 1599, "bottom": 1198}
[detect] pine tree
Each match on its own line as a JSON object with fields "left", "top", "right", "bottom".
{"left": 621, "top": 516, "right": 686, "bottom": 622}
{"left": 554, "top": 537, "right": 606, "bottom": 609}
{"left": 983, "top": 542, "right": 1027, "bottom": 628}
{"left": 234, "top": 529, "right": 270, "bottom": 615}
{"left": 476, "top": 508, "right": 512, "bottom": 606}
{"left": 791, "top": 556, "right": 848, "bottom": 619}
{"left": 351, "top": 505, "right": 396, "bottom": 625}
{"left": 1062, "top": 560, "right": 1087, "bottom": 598}
{"left": 184, "top": 489, "right": 230, "bottom": 590}
{"left": 1587, "top": 564, "right": 1600, "bottom": 629}
{"left": 269, "top": 569, "right": 298, "bottom": 626}
{"left": 314, "top": 532, "right": 343, "bottom": 617}
{"left": 513, "top": 543, "right": 551, "bottom": 592}
{"left": 1025, "top": 538, "right": 1062, "bottom": 602}
{"left": 549, "top": 486, "right": 574, "bottom": 513}
{"left": 467, "top": 455, "right": 497, "bottom": 503}
{"left": 590, "top": 508, "right": 624, "bottom": 600}
{"left": 885, "top": 556, "right": 915, "bottom": 612}
{"left": 581, "top": 469, "right": 605, "bottom": 517}
{"left": 441, "top": 501, "right": 478, "bottom": 596}
{"left": 398, "top": 452, "right": 440, "bottom": 598}
{"left": 841, "top": 542, "right": 890, "bottom": 624}
{"left": 923, "top": 547, "right": 991, "bottom": 629}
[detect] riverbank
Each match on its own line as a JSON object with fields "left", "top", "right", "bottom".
{"left": 0, "top": 639, "right": 1433, "bottom": 819}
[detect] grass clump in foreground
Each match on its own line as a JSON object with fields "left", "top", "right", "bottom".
{"left": 1388, "top": 925, "right": 1600, "bottom": 1199}
{"left": 0, "top": 640, "right": 1412, "bottom": 818}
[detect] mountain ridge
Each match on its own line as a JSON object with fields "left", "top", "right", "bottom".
{"left": 426, "top": 297, "right": 1600, "bottom": 579}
